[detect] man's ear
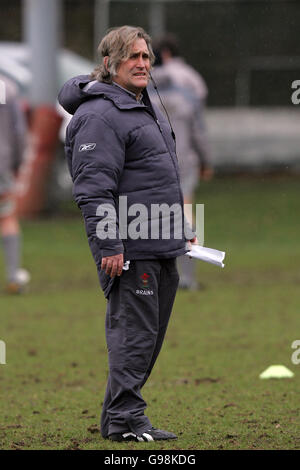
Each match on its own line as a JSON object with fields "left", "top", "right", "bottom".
{"left": 103, "top": 56, "right": 110, "bottom": 72}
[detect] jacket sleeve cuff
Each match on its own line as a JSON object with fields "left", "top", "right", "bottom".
{"left": 101, "top": 243, "right": 124, "bottom": 258}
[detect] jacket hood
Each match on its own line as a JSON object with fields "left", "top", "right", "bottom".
{"left": 58, "top": 74, "right": 149, "bottom": 115}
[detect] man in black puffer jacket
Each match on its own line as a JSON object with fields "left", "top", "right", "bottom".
{"left": 58, "top": 25, "right": 196, "bottom": 443}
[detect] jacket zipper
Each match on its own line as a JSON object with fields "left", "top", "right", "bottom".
{"left": 156, "top": 119, "right": 162, "bottom": 133}
{"left": 144, "top": 108, "right": 184, "bottom": 210}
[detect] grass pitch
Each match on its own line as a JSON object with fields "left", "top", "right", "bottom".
{"left": 0, "top": 175, "right": 299, "bottom": 450}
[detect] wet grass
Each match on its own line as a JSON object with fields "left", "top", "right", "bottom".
{"left": 0, "top": 175, "right": 299, "bottom": 450}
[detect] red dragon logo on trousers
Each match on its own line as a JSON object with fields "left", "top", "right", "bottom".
{"left": 141, "top": 272, "right": 150, "bottom": 287}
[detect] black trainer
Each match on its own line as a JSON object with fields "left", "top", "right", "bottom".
{"left": 109, "top": 427, "right": 177, "bottom": 442}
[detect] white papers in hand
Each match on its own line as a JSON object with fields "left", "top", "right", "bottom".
{"left": 185, "top": 245, "right": 226, "bottom": 268}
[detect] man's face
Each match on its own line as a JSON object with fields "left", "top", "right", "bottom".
{"left": 114, "top": 38, "right": 151, "bottom": 97}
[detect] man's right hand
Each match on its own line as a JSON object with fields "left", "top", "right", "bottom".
{"left": 101, "top": 253, "right": 124, "bottom": 278}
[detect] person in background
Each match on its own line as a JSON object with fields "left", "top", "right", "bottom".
{"left": 0, "top": 74, "right": 30, "bottom": 294}
{"left": 150, "top": 33, "right": 213, "bottom": 290}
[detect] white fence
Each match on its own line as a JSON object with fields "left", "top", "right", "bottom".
{"left": 206, "top": 107, "right": 300, "bottom": 171}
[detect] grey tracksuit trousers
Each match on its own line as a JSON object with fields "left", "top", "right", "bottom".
{"left": 100, "top": 258, "right": 179, "bottom": 438}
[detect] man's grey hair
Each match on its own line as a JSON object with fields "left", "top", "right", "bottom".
{"left": 90, "top": 25, "right": 155, "bottom": 83}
